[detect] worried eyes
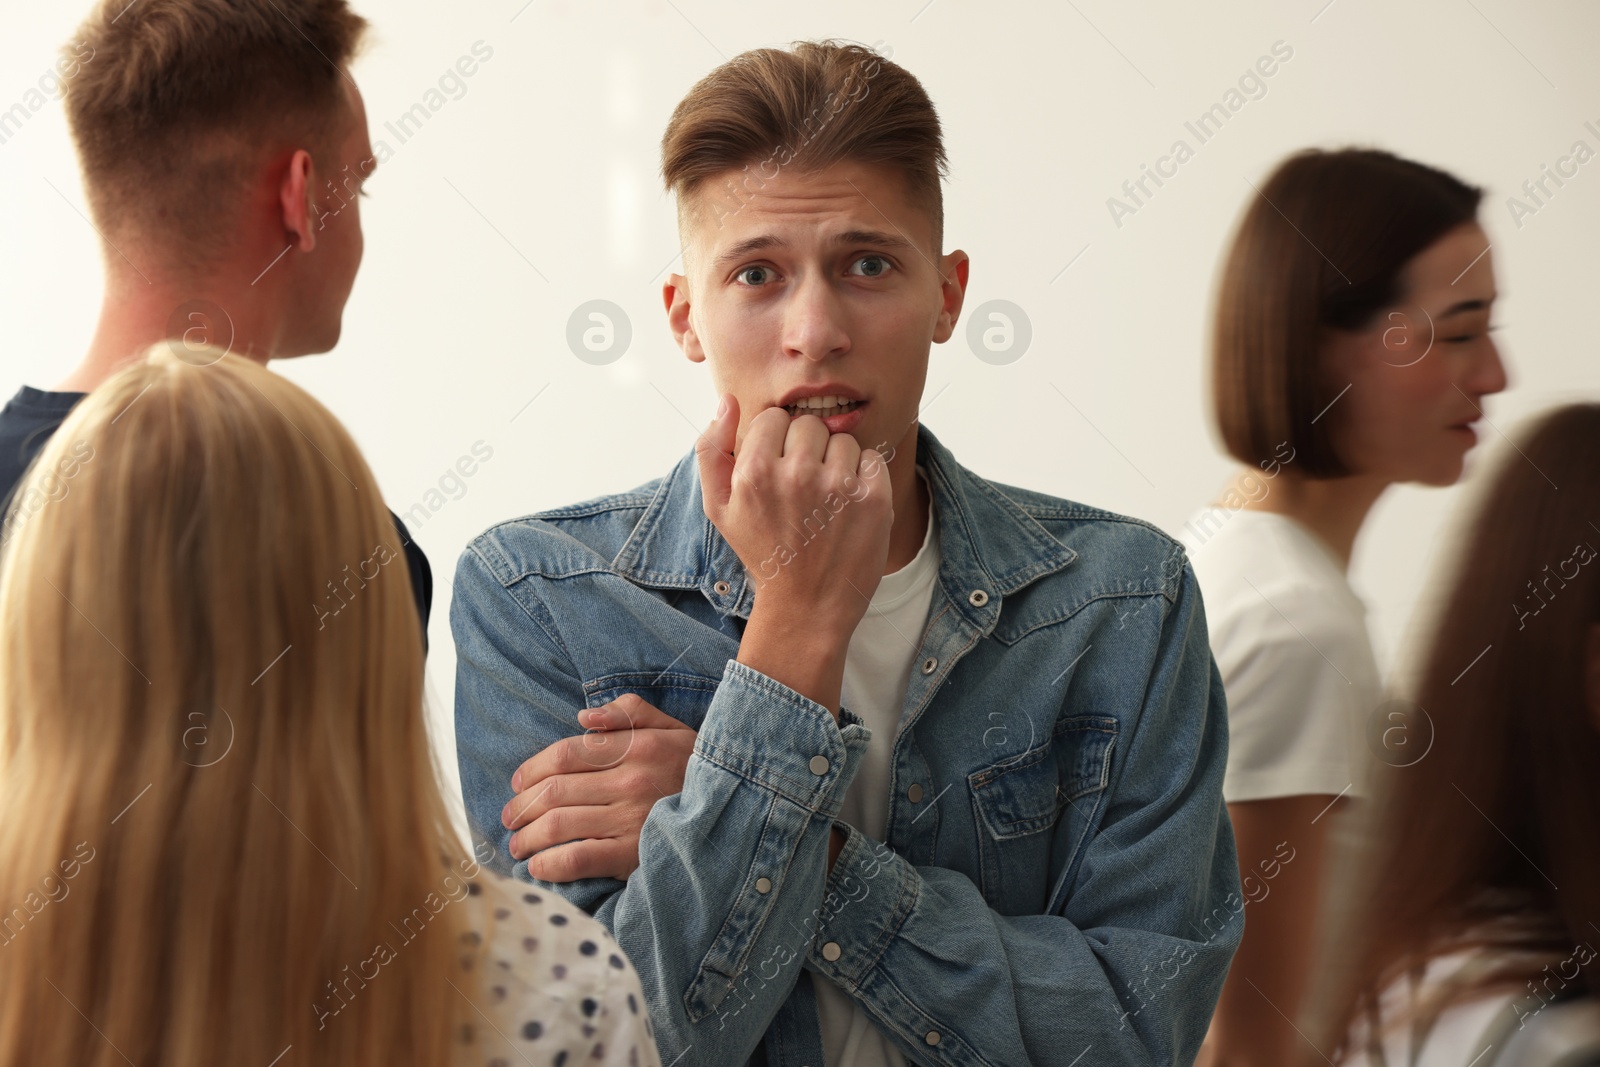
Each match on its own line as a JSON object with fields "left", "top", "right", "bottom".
{"left": 733, "top": 254, "right": 895, "bottom": 288}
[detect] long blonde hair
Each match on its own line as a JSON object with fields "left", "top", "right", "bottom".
{"left": 0, "top": 346, "right": 477, "bottom": 1064}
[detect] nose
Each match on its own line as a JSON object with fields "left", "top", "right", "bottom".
{"left": 1468, "top": 334, "right": 1510, "bottom": 400}
{"left": 782, "top": 274, "right": 851, "bottom": 363}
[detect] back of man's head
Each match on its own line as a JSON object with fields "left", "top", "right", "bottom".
{"left": 64, "top": 0, "right": 368, "bottom": 276}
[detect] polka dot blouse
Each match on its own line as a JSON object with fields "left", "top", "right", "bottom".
{"left": 452, "top": 871, "right": 661, "bottom": 1067}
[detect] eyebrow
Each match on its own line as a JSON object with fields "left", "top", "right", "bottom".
{"left": 710, "top": 229, "right": 917, "bottom": 271}
{"left": 1438, "top": 296, "right": 1496, "bottom": 318}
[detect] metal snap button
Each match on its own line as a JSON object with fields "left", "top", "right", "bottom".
{"left": 821, "top": 942, "right": 842, "bottom": 962}
{"left": 713, "top": 579, "right": 731, "bottom": 596}
{"left": 907, "top": 783, "right": 923, "bottom": 803}
{"left": 968, "top": 589, "right": 989, "bottom": 607}
{"left": 755, "top": 877, "right": 772, "bottom": 894}
{"left": 925, "top": 1030, "right": 941, "bottom": 1046}
{"left": 809, "top": 755, "right": 831, "bottom": 775}
{"left": 920, "top": 656, "right": 937, "bottom": 674}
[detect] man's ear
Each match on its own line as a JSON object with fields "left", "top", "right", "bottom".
{"left": 931, "top": 250, "right": 970, "bottom": 344}
{"left": 664, "top": 272, "right": 705, "bottom": 364}
{"left": 280, "top": 148, "right": 318, "bottom": 253}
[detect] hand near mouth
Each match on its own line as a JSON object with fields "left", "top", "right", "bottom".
{"left": 696, "top": 392, "right": 894, "bottom": 717}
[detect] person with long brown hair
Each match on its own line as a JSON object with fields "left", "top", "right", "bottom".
{"left": 0, "top": 346, "right": 660, "bottom": 1066}
{"left": 1305, "top": 403, "right": 1600, "bottom": 1064}
{"left": 1181, "top": 147, "right": 1509, "bottom": 1066}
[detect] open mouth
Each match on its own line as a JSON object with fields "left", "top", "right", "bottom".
{"left": 784, "top": 396, "right": 864, "bottom": 418}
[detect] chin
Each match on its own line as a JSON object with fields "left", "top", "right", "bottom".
{"left": 1416, "top": 457, "right": 1467, "bottom": 487}
{"left": 297, "top": 323, "right": 343, "bottom": 359}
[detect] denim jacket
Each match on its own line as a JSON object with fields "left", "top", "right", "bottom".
{"left": 452, "top": 422, "right": 1242, "bottom": 1067}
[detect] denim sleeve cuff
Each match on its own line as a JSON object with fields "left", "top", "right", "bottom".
{"left": 803, "top": 822, "right": 917, "bottom": 988}
{"left": 692, "top": 658, "right": 871, "bottom": 819}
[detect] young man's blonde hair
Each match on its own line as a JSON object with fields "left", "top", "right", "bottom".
{"left": 660, "top": 39, "right": 948, "bottom": 257}
{"left": 63, "top": 0, "right": 368, "bottom": 266}
{"left": 0, "top": 347, "right": 486, "bottom": 1064}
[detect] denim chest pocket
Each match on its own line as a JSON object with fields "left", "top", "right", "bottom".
{"left": 583, "top": 670, "right": 721, "bottom": 731}
{"left": 966, "top": 715, "right": 1117, "bottom": 914}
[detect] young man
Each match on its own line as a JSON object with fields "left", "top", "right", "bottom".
{"left": 453, "top": 41, "right": 1241, "bottom": 1066}
{"left": 0, "top": 0, "right": 431, "bottom": 638}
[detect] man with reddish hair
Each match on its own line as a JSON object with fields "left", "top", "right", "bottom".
{"left": 455, "top": 39, "right": 1241, "bottom": 1066}
{"left": 0, "top": 0, "right": 431, "bottom": 639}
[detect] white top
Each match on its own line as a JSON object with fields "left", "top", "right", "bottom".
{"left": 814, "top": 465, "right": 940, "bottom": 1067}
{"left": 448, "top": 871, "right": 662, "bottom": 1067}
{"left": 1179, "top": 508, "right": 1382, "bottom": 802}
{"left": 1340, "top": 948, "right": 1540, "bottom": 1067}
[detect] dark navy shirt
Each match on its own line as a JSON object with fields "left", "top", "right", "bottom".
{"left": 0, "top": 385, "right": 433, "bottom": 649}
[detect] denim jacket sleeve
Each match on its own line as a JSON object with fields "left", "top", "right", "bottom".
{"left": 802, "top": 560, "right": 1242, "bottom": 1066}
{"left": 451, "top": 540, "right": 873, "bottom": 1066}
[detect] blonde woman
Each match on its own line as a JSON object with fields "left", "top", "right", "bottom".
{"left": 0, "top": 346, "right": 660, "bottom": 1067}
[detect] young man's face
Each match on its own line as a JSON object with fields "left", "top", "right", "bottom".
{"left": 665, "top": 160, "right": 968, "bottom": 459}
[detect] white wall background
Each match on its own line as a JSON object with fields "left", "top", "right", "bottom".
{"left": 4, "top": 0, "right": 1598, "bottom": 818}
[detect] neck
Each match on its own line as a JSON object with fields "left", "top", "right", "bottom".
{"left": 883, "top": 419, "right": 929, "bottom": 574}
{"left": 58, "top": 267, "right": 281, "bottom": 393}
{"left": 1235, "top": 469, "right": 1389, "bottom": 571}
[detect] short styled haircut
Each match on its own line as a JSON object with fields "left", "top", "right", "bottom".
{"left": 1211, "top": 148, "right": 1482, "bottom": 477}
{"left": 660, "top": 39, "right": 948, "bottom": 260}
{"left": 63, "top": 0, "right": 368, "bottom": 267}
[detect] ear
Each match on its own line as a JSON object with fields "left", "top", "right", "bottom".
{"left": 664, "top": 272, "right": 705, "bottom": 364}
{"left": 1586, "top": 623, "right": 1600, "bottom": 733}
{"left": 931, "top": 250, "right": 970, "bottom": 345}
{"left": 280, "top": 148, "right": 318, "bottom": 253}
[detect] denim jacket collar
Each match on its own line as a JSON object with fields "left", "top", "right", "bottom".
{"left": 609, "top": 421, "right": 1078, "bottom": 629}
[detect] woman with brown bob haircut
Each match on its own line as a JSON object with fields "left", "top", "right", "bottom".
{"left": 1182, "top": 148, "right": 1508, "bottom": 1066}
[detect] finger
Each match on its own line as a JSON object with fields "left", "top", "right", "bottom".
{"left": 783, "top": 410, "right": 830, "bottom": 461}
{"left": 738, "top": 405, "right": 792, "bottom": 467}
{"left": 510, "top": 803, "right": 630, "bottom": 863}
{"left": 525, "top": 836, "right": 641, "bottom": 884}
{"left": 694, "top": 392, "right": 739, "bottom": 514}
{"left": 511, "top": 727, "right": 632, "bottom": 792}
{"left": 822, "top": 430, "right": 863, "bottom": 482}
{"left": 580, "top": 694, "right": 693, "bottom": 732}
{"left": 503, "top": 769, "right": 623, "bottom": 832}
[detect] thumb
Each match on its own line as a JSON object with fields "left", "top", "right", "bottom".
{"left": 694, "top": 392, "right": 739, "bottom": 515}
{"left": 582, "top": 695, "right": 692, "bottom": 732}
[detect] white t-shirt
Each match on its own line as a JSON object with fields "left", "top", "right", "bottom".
{"left": 814, "top": 465, "right": 940, "bottom": 1067}
{"left": 1339, "top": 948, "right": 1557, "bottom": 1067}
{"left": 1179, "top": 508, "right": 1382, "bottom": 802}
